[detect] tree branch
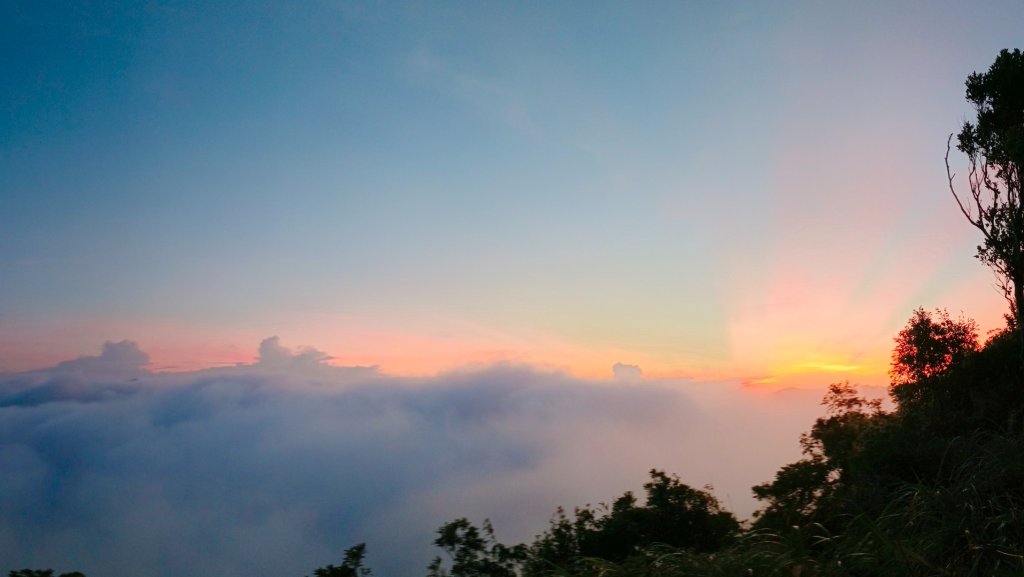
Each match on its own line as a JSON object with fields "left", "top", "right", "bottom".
{"left": 947, "top": 134, "right": 988, "bottom": 235}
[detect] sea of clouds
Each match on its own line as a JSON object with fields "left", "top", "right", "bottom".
{"left": 0, "top": 338, "right": 838, "bottom": 576}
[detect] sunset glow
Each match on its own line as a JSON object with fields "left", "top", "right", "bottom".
{"left": 0, "top": 5, "right": 1017, "bottom": 386}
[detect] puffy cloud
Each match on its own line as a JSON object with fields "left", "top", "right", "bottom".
{"left": 0, "top": 340, "right": 149, "bottom": 407}
{"left": 0, "top": 340, "right": 828, "bottom": 577}
{"left": 55, "top": 339, "right": 149, "bottom": 376}
{"left": 257, "top": 336, "right": 337, "bottom": 369}
{"left": 612, "top": 362, "right": 643, "bottom": 383}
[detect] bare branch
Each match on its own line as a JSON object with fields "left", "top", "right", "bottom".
{"left": 947, "top": 134, "right": 987, "bottom": 234}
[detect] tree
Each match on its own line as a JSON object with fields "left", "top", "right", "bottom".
{"left": 427, "top": 518, "right": 525, "bottom": 577}
{"left": 525, "top": 469, "right": 739, "bottom": 574}
{"left": 947, "top": 49, "right": 1024, "bottom": 330}
{"left": 751, "top": 457, "right": 832, "bottom": 529}
{"left": 634, "top": 470, "right": 739, "bottom": 553}
{"left": 307, "top": 543, "right": 372, "bottom": 577}
{"left": 890, "top": 307, "right": 978, "bottom": 387}
{"left": 753, "top": 383, "right": 886, "bottom": 531}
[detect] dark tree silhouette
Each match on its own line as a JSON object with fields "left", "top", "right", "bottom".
{"left": 889, "top": 308, "right": 979, "bottom": 417}
{"left": 752, "top": 382, "right": 882, "bottom": 531}
{"left": 427, "top": 518, "right": 525, "bottom": 577}
{"left": 947, "top": 49, "right": 1024, "bottom": 330}
{"left": 890, "top": 308, "right": 978, "bottom": 386}
{"left": 307, "top": 544, "right": 372, "bottom": 577}
{"left": 525, "top": 469, "right": 739, "bottom": 575}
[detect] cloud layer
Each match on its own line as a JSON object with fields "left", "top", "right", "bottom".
{"left": 0, "top": 339, "right": 831, "bottom": 576}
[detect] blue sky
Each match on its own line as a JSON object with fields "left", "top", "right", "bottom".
{"left": 2, "top": 1, "right": 1023, "bottom": 384}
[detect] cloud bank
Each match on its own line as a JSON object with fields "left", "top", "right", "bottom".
{"left": 0, "top": 339, "right": 830, "bottom": 576}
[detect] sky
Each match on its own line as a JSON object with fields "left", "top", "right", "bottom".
{"left": 0, "top": 1, "right": 1022, "bottom": 573}
{"left": 2, "top": 1, "right": 1022, "bottom": 387}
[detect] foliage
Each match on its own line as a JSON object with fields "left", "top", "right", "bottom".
{"left": 751, "top": 382, "right": 884, "bottom": 532}
{"left": 421, "top": 470, "right": 739, "bottom": 577}
{"left": 523, "top": 469, "right": 739, "bottom": 576}
{"left": 421, "top": 298, "right": 1024, "bottom": 577}
{"left": 888, "top": 307, "right": 979, "bottom": 418}
{"left": 948, "top": 48, "right": 1024, "bottom": 327}
{"left": 890, "top": 307, "right": 978, "bottom": 386}
{"left": 307, "top": 543, "right": 372, "bottom": 577}
{"left": 892, "top": 318, "right": 1024, "bottom": 434}
{"left": 747, "top": 303, "right": 1024, "bottom": 576}
{"left": 751, "top": 456, "right": 832, "bottom": 529}
{"left": 427, "top": 518, "right": 526, "bottom": 577}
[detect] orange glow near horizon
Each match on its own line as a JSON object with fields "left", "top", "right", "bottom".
{"left": 0, "top": 305, "right": 1000, "bottom": 393}
{"left": 0, "top": 315, "right": 888, "bottom": 389}
{"left": 0, "top": 260, "right": 1011, "bottom": 391}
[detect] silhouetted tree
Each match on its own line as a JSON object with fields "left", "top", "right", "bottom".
{"left": 889, "top": 308, "right": 978, "bottom": 417}
{"left": 890, "top": 308, "right": 978, "bottom": 384}
{"left": 525, "top": 469, "right": 739, "bottom": 575}
{"left": 427, "top": 518, "right": 525, "bottom": 577}
{"left": 751, "top": 456, "right": 832, "bottom": 528}
{"left": 634, "top": 470, "right": 739, "bottom": 553}
{"left": 947, "top": 49, "right": 1024, "bottom": 331}
{"left": 753, "top": 382, "right": 886, "bottom": 531}
{"left": 307, "top": 543, "right": 372, "bottom": 577}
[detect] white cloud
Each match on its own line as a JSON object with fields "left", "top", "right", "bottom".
{"left": 257, "top": 336, "right": 339, "bottom": 369}
{"left": 0, "top": 340, "right": 828, "bottom": 577}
